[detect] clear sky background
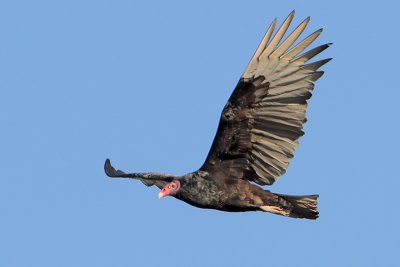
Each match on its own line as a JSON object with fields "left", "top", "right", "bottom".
{"left": 1, "top": 1, "right": 399, "bottom": 266}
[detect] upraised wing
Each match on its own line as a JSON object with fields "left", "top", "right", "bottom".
{"left": 200, "top": 11, "right": 331, "bottom": 185}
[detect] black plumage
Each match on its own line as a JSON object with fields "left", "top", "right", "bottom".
{"left": 105, "top": 11, "right": 330, "bottom": 219}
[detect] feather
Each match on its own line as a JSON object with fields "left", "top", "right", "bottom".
{"left": 292, "top": 43, "right": 332, "bottom": 63}
{"left": 243, "top": 19, "right": 278, "bottom": 78}
{"left": 259, "top": 11, "right": 295, "bottom": 60}
{"left": 283, "top": 29, "right": 323, "bottom": 60}
{"left": 270, "top": 16, "right": 310, "bottom": 58}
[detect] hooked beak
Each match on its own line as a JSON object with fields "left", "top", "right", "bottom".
{"left": 158, "top": 191, "right": 165, "bottom": 199}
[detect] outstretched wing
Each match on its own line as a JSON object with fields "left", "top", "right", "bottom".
{"left": 200, "top": 11, "right": 331, "bottom": 186}
{"left": 104, "top": 159, "right": 172, "bottom": 188}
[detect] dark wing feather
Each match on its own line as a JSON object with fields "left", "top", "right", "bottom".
{"left": 201, "top": 11, "right": 331, "bottom": 186}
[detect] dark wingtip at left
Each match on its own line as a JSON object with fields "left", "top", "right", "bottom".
{"left": 104, "top": 158, "right": 124, "bottom": 177}
{"left": 104, "top": 158, "right": 113, "bottom": 177}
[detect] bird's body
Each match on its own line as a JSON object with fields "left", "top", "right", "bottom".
{"left": 105, "top": 11, "right": 330, "bottom": 219}
{"left": 105, "top": 159, "right": 319, "bottom": 218}
{"left": 175, "top": 171, "right": 284, "bottom": 213}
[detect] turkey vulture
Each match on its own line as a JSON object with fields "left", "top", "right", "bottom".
{"left": 105, "top": 11, "right": 331, "bottom": 219}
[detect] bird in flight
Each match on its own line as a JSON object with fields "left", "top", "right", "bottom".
{"left": 105, "top": 11, "right": 331, "bottom": 219}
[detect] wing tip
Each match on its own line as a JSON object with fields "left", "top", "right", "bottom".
{"left": 104, "top": 158, "right": 112, "bottom": 177}
{"left": 325, "top": 57, "right": 333, "bottom": 64}
{"left": 104, "top": 158, "right": 121, "bottom": 177}
{"left": 304, "top": 16, "right": 311, "bottom": 23}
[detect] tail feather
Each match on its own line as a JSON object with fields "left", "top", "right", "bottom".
{"left": 277, "top": 194, "right": 319, "bottom": 219}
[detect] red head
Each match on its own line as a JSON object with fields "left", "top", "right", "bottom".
{"left": 158, "top": 180, "right": 181, "bottom": 199}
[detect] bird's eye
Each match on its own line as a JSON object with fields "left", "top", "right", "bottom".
{"left": 168, "top": 185, "right": 172, "bottom": 189}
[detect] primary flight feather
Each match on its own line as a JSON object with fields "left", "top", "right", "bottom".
{"left": 105, "top": 11, "right": 331, "bottom": 219}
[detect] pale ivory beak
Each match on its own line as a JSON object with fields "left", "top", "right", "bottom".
{"left": 158, "top": 191, "right": 165, "bottom": 199}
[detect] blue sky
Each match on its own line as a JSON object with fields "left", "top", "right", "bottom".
{"left": 1, "top": 1, "right": 399, "bottom": 266}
